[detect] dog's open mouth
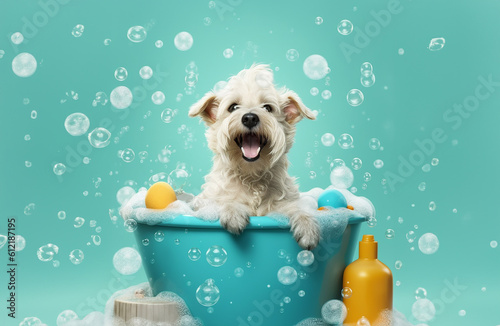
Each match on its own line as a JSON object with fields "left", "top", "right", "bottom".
{"left": 234, "top": 133, "right": 268, "bottom": 162}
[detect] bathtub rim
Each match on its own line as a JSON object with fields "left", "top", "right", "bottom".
{"left": 136, "top": 214, "right": 367, "bottom": 230}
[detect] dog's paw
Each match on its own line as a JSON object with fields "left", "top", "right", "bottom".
{"left": 292, "top": 216, "right": 320, "bottom": 250}
{"left": 220, "top": 208, "right": 250, "bottom": 235}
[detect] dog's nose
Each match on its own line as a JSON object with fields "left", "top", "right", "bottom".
{"left": 242, "top": 113, "right": 259, "bottom": 129}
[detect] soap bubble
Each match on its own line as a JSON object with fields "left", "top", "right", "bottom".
{"left": 330, "top": 166, "right": 354, "bottom": 189}
{"left": 360, "top": 62, "right": 373, "bottom": 77}
{"left": 385, "top": 229, "right": 395, "bottom": 239}
{"left": 57, "top": 310, "right": 78, "bottom": 326}
{"left": 321, "top": 133, "right": 335, "bottom": 147}
{"left": 406, "top": 230, "right": 416, "bottom": 243}
{"left": 92, "top": 91, "right": 108, "bottom": 107}
{"left": 491, "top": 241, "right": 498, "bottom": 248}
{"left": 341, "top": 287, "right": 353, "bottom": 299}
{"left": 431, "top": 158, "right": 439, "bottom": 166}
{"left": 196, "top": 279, "right": 220, "bottom": 306}
{"left": 15, "top": 235, "right": 26, "bottom": 251}
{"left": 88, "top": 127, "right": 111, "bottom": 148}
{"left": 174, "top": 31, "right": 193, "bottom": 51}
{"left": 351, "top": 158, "right": 362, "bottom": 170}
{"left": 11, "top": 32, "right": 24, "bottom": 44}
{"left": 321, "top": 90, "right": 332, "bottom": 100}
{"left": 57, "top": 211, "right": 66, "bottom": 220}
{"left": 155, "top": 40, "right": 163, "bottom": 48}
{"left": 418, "top": 233, "right": 439, "bottom": 254}
{"left": 337, "top": 19, "right": 353, "bottom": 35}
{"left": 72, "top": 218, "right": 85, "bottom": 229}
{"left": 116, "top": 186, "right": 136, "bottom": 205}
{"left": 151, "top": 91, "right": 165, "bottom": 105}
{"left": 395, "top": 260, "right": 403, "bottom": 270}
{"left": 19, "top": 317, "right": 44, "bottom": 326}
{"left": 315, "top": 16, "right": 323, "bottom": 25}
{"left": 374, "top": 159, "right": 384, "bottom": 169}
{"left": 127, "top": 26, "right": 147, "bottom": 43}
{"left": 124, "top": 219, "right": 137, "bottom": 232}
{"left": 418, "top": 182, "right": 426, "bottom": 191}
{"left": 158, "top": 148, "right": 172, "bottom": 163}
{"left": 422, "top": 164, "right": 431, "bottom": 172}
{"left": 223, "top": 48, "right": 233, "bottom": 58}
{"left": 286, "top": 49, "right": 299, "bottom": 61}
{"left": 37, "top": 244, "right": 59, "bottom": 262}
{"left": 53, "top": 163, "right": 66, "bottom": 176}
{"left": 321, "top": 300, "right": 347, "bottom": 324}
{"left": 161, "top": 108, "right": 176, "bottom": 123}
{"left": 206, "top": 245, "right": 227, "bottom": 267}
{"left": 113, "top": 247, "right": 142, "bottom": 275}
{"left": 297, "top": 250, "right": 314, "bottom": 266}
{"left": 69, "top": 249, "right": 84, "bottom": 265}
{"left": 185, "top": 72, "right": 198, "bottom": 86}
{"left": 361, "top": 73, "right": 376, "bottom": 87}
{"left": 188, "top": 248, "right": 202, "bottom": 261}
{"left": 415, "top": 287, "right": 427, "bottom": 299}
{"left": 338, "top": 133, "right": 353, "bottom": 149}
{"left": 367, "top": 216, "right": 377, "bottom": 227}
{"left": 310, "top": 87, "right": 319, "bottom": 96}
{"left": 369, "top": 138, "right": 381, "bottom": 150}
{"left": 114, "top": 67, "right": 128, "bottom": 81}
{"left": 398, "top": 48, "right": 405, "bottom": 55}
{"left": 64, "top": 113, "right": 90, "bottom": 136}
{"left": 12, "top": 52, "right": 37, "bottom": 77}
{"left": 139, "top": 66, "right": 153, "bottom": 79}
{"left": 234, "top": 267, "right": 245, "bottom": 277}
{"left": 428, "top": 201, "right": 436, "bottom": 211}
{"left": 412, "top": 298, "right": 436, "bottom": 322}
{"left": 347, "top": 89, "right": 364, "bottom": 106}
{"left": 110, "top": 86, "right": 133, "bottom": 109}
{"left": 154, "top": 231, "right": 164, "bottom": 242}
{"left": 303, "top": 54, "right": 329, "bottom": 80}
{"left": 363, "top": 172, "right": 372, "bottom": 182}
{"left": 121, "top": 148, "right": 135, "bottom": 163}
{"left": 92, "top": 235, "right": 101, "bottom": 246}
{"left": 428, "top": 37, "right": 445, "bottom": 51}
{"left": 72, "top": 24, "right": 84, "bottom": 37}
{"left": 168, "top": 168, "right": 189, "bottom": 191}
{"left": 277, "top": 266, "right": 298, "bottom": 285}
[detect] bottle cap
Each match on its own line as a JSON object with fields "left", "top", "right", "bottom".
{"left": 359, "top": 234, "right": 378, "bottom": 259}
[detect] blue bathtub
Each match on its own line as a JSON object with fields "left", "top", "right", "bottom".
{"left": 134, "top": 215, "right": 366, "bottom": 325}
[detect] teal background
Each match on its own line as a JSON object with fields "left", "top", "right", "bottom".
{"left": 1, "top": 0, "right": 499, "bottom": 325}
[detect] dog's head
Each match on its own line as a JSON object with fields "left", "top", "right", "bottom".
{"left": 189, "top": 64, "right": 315, "bottom": 172}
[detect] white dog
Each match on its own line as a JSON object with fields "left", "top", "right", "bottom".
{"left": 189, "top": 64, "right": 320, "bottom": 249}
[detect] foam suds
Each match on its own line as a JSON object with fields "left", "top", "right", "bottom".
{"left": 119, "top": 187, "right": 375, "bottom": 227}
{"left": 295, "top": 309, "right": 416, "bottom": 326}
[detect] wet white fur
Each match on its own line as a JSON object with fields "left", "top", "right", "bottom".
{"left": 189, "top": 64, "right": 320, "bottom": 249}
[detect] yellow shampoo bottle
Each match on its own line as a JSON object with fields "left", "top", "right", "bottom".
{"left": 342, "top": 235, "right": 393, "bottom": 325}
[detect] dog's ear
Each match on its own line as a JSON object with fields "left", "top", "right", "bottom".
{"left": 282, "top": 91, "right": 316, "bottom": 124}
{"left": 189, "top": 92, "right": 219, "bottom": 125}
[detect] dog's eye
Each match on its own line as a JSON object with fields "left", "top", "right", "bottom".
{"left": 263, "top": 105, "right": 273, "bottom": 113}
{"left": 228, "top": 103, "right": 238, "bottom": 113}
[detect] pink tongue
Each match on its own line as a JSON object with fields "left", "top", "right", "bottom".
{"left": 242, "top": 134, "right": 260, "bottom": 159}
